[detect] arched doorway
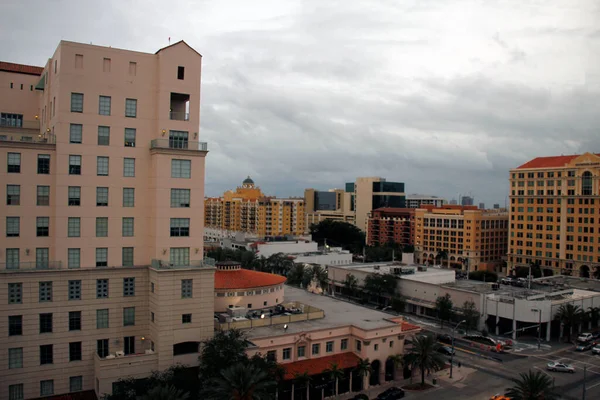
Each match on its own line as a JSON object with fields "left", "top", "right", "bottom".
{"left": 385, "top": 358, "right": 395, "bottom": 381}
{"left": 370, "top": 360, "right": 381, "bottom": 386}
{"left": 582, "top": 171, "right": 593, "bottom": 195}
{"left": 580, "top": 265, "right": 590, "bottom": 278}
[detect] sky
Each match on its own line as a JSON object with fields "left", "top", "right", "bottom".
{"left": 2, "top": 0, "right": 599, "bottom": 206}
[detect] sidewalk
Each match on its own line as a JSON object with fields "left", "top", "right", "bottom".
{"left": 434, "top": 365, "right": 477, "bottom": 384}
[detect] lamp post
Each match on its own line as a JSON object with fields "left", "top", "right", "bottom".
{"left": 449, "top": 319, "right": 466, "bottom": 379}
{"left": 532, "top": 308, "right": 542, "bottom": 350}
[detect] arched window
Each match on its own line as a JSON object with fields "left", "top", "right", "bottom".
{"left": 582, "top": 171, "right": 593, "bottom": 195}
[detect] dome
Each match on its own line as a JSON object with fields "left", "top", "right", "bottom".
{"left": 243, "top": 176, "right": 254, "bottom": 185}
{"left": 214, "top": 268, "right": 286, "bottom": 290}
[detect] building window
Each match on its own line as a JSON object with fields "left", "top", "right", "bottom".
{"left": 1, "top": 112, "right": 22, "bottom": 126}
{"left": 123, "top": 158, "right": 135, "bottom": 177}
{"left": 36, "top": 248, "right": 49, "bottom": 269}
{"left": 282, "top": 348, "right": 291, "bottom": 360}
{"left": 170, "top": 218, "right": 190, "bottom": 237}
{"left": 123, "top": 307, "right": 135, "bottom": 326}
{"left": 7, "top": 153, "right": 21, "bottom": 173}
{"left": 9, "top": 315, "right": 22, "bottom": 335}
{"left": 97, "top": 339, "right": 109, "bottom": 358}
{"left": 67, "top": 187, "right": 81, "bottom": 207}
{"left": 124, "top": 128, "right": 136, "bottom": 147}
{"left": 69, "top": 155, "right": 81, "bottom": 175}
{"left": 37, "top": 185, "right": 50, "bottom": 205}
{"left": 96, "top": 279, "right": 109, "bottom": 298}
{"left": 582, "top": 171, "right": 593, "bottom": 195}
{"left": 151, "top": 282, "right": 155, "bottom": 293}
{"left": 151, "top": 312, "right": 155, "bottom": 322}
{"left": 6, "top": 248, "right": 19, "bottom": 270}
{"left": 99, "top": 95, "right": 111, "bottom": 115}
{"left": 69, "top": 311, "right": 82, "bottom": 331}
{"left": 356, "top": 340, "right": 362, "bottom": 351}
{"left": 97, "top": 309, "right": 109, "bottom": 328}
{"left": 169, "top": 130, "right": 189, "bottom": 148}
{"left": 68, "top": 217, "right": 80, "bottom": 237}
{"left": 96, "top": 187, "right": 109, "bottom": 206}
{"left": 70, "top": 376, "right": 83, "bottom": 392}
{"left": 97, "top": 156, "right": 109, "bottom": 176}
{"left": 182, "top": 313, "right": 192, "bottom": 323}
{"left": 267, "top": 350, "right": 277, "bottom": 361}
{"left": 96, "top": 217, "right": 108, "bottom": 237}
{"left": 123, "top": 188, "right": 135, "bottom": 207}
{"left": 68, "top": 280, "right": 81, "bottom": 299}
{"left": 69, "top": 341, "right": 82, "bottom": 361}
{"left": 98, "top": 126, "right": 110, "bottom": 145}
{"left": 71, "top": 93, "right": 83, "bottom": 112}
{"left": 103, "top": 58, "right": 111, "bottom": 72}
{"left": 125, "top": 98, "right": 137, "bottom": 117}
{"left": 96, "top": 248, "right": 108, "bottom": 267}
{"left": 6, "top": 217, "right": 20, "bottom": 237}
{"left": 170, "top": 247, "right": 189, "bottom": 266}
{"left": 122, "top": 247, "right": 134, "bottom": 267}
{"left": 171, "top": 188, "right": 190, "bottom": 207}
{"left": 36, "top": 217, "right": 49, "bottom": 237}
{"left": 123, "top": 277, "right": 135, "bottom": 296}
{"left": 8, "top": 283, "right": 22, "bottom": 304}
{"left": 9, "top": 384, "right": 24, "bottom": 400}
{"left": 298, "top": 345, "right": 305, "bottom": 358}
{"left": 326, "top": 341, "right": 334, "bottom": 353}
{"left": 182, "top": 279, "right": 193, "bottom": 298}
{"left": 40, "top": 313, "right": 52, "bottom": 333}
{"left": 129, "top": 61, "right": 137, "bottom": 75}
{"left": 171, "top": 159, "right": 191, "bottom": 178}
{"left": 124, "top": 336, "right": 135, "bottom": 355}
{"left": 312, "top": 343, "right": 320, "bottom": 355}
{"left": 6, "top": 185, "right": 20, "bottom": 205}
{"left": 9, "top": 347, "right": 23, "bottom": 369}
{"left": 177, "top": 66, "right": 185, "bottom": 80}
{"left": 39, "top": 281, "right": 52, "bottom": 302}
{"left": 389, "top": 340, "right": 394, "bottom": 348}
{"left": 69, "top": 124, "right": 82, "bottom": 143}
{"left": 37, "top": 154, "right": 50, "bottom": 174}
{"left": 374, "top": 344, "right": 379, "bottom": 351}
{"left": 122, "top": 217, "right": 134, "bottom": 237}
{"left": 40, "top": 380, "right": 54, "bottom": 396}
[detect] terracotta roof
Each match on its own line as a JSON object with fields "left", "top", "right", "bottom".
{"left": 0, "top": 61, "right": 44, "bottom": 76}
{"left": 214, "top": 268, "right": 286, "bottom": 290}
{"left": 281, "top": 352, "right": 360, "bottom": 380}
{"left": 517, "top": 154, "right": 600, "bottom": 169}
{"left": 401, "top": 321, "right": 421, "bottom": 331}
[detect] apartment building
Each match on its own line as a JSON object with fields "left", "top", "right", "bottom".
{"left": 414, "top": 206, "right": 509, "bottom": 272}
{"left": 0, "top": 40, "right": 214, "bottom": 400}
{"left": 405, "top": 194, "right": 445, "bottom": 208}
{"left": 366, "top": 208, "right": 415, "bottom": 248}
{"left": 205, "top": 177, "right": 305, "bottom": 237}
{"left": 507, "top": 153, "right": 600, "bottom": 277}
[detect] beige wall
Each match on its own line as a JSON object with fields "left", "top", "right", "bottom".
{"left": 214, "top": 284, "right": 284, "bottom": 312}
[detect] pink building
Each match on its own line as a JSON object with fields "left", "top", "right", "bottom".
{"left": 0, "top": 41, "right": 213, "bottom": 400}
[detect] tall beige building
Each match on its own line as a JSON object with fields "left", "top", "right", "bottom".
{"left": 0, "top": 41, "right": 214, "bottom": 399}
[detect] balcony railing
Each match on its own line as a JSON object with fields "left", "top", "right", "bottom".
{"left": 150, "top": 139, "right": 207, "bottom": 152}
{"left": 1, "top": 261, "right": 62, "bottom": 271}
{"left": 169, "top": 111, "right": 190, "bottom": 121}
{"left": 0, "top": 119, "right": 40, "bottom": 130}
{"left": 150, "top": 258, "right": 215, "bottom": 270}
{"left": 0, "top": 132, "right": 55, "bottom": 145}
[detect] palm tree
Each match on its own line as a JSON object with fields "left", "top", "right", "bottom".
{"left": 343, "top": 273, "right": 359, "bottom": 297}
{"left": 137, "top": 385, "right": 190, "bottom": 400}
{"left": 436, "top": 250, "right": 448, "bottom": 268}
{"left": 403, "top": 335, "right": 446, "bottom": 387}
{"left": 202, "top": 362, "right": 276, "bottom": 400}
{"left": 554, "top": 303, "right": 583, "bottom": 342}
{"left": 293, "top": 372, "right": 311, "bottom": 400}
{"left": 387, "top": 354, "right": 404, "bottom": 380}
{"left": 324, "top": 362, "right": 345, "bottom": 397}
{"left": 505, "top": 370, "right": 558, "bottom": 400}
{"left": 588, "top": 306, "right": 600, "bottom": 328}
{"left": 354, "top": 358, "right": 372, "bottom": 390}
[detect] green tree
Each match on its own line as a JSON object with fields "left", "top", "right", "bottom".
{"left": 286, "top": 264, "right": 305, "bottom": 286}
{"left": 462, "top": 300, "right": 479, "bottom": 333}
{"left": 354, "top": 358, "right": 372, "bottom": 391}
{"left": 387, "top": 354, "right": 404, "bottom": 380}
{"left": 435, "top": 250, "right": 448, "bottom": 268}
{"left": 343, "top": 273, "right": 359, "bottom": 297}
{"left": 198, "top": 329, "right": 249, "bottom": 381}
{"left": 201, "top": 363, "right": 276, "bottom": 400}
{"left": 307, "top": 264, "right": 329, "bottom": 290}
{"left": 391, "top": 296, "right": 406, "bottom": 313}
{"left": 137, "top": 385, "right": 190, "bottom": 400}
{"left": 435, "top": 293, "right": 453, "bottom": 328}
{"left": 363, "top": 273, "right": 397, "bottom": 305}
{"left": 554, "top": 303, "right": 583, "bottom": 342}
{"left": 588, "top": 306, "right": 600, "bottom": 328}
{"left": 293, "top": 372, "right": 311, "bottom": 400}
{"left": 403, "top": 335, "right": 446, "bottom": 387}
{"left": 505, "top": 370, "right": 558, "bottom": 400}
{"left": 324, "top": 362, "right": 345, "bottom": 397}
{"left": 403, "top": 244, "right": 415, "bottom": 253}
{"left": 266, "top": 253, "right": 294, "bottom": 276}
{"left": 309, "top": 220, "right": 365, "bottom": 254}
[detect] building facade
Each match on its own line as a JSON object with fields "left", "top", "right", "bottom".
{"left": 366, "top": 208, "right": 415, "bottom": 248}
{"left": 0, "top": 40, "right": 214, "bottom": 400}
{"left": 304, "top": 188, "right": 355, "bottom": 228}
{"left": 405, "top": 194, "right": 445, "bottom": 208}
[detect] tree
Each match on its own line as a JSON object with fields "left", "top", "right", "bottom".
{"left": 391, "top": 296, "right": 406, "bottom": 313}
{"left": 588, "top": 306, "right": 600, "bottom": 328}
{"left": 293, "top": 372, "right": 311, "bottom": 400}
{"left": 554, "top": 303, "right": 583, "bottom": 342}
{"left": 201, "top": 363, "right": 276, "bottom": 400}
{"left": 387, "top": 354, "right": 404, "bottom": 380}
{"left": 435, "top": 293, "right": 453, "bottom": 328}
{"left": 309, "top": 220, "right": 366, "bottom": 254}
{"left": 137, "top": 385, "right": 190, "bottom": 400}
{"left": 324, "top": 362, "right": 345, "bottom": 397}
{"left": 287, "top": 264, "right": 305, "bottom": 286}
{"left": 403, "top": 335, "right": 446, "bottom": 387}
{"left": 354, "top": 358, "right": 372, "bottom": 390}
{"left": 505, "top": 370, "right": 558, "bottom": 400}
{"left": 363, "top": 273, "right": 397, "bottom": 306}
{"left": 307, "top": 264, "right": 329, "bottom": 291}
{"left": 435, "top": 250, "right": 448, "bottom": 268}
{"left": 198, "top": 329, "right": 249, "bottom": 381}
{"left": 462, "top": 300, "right": 479, "bottom": 333}
{"left": 266, "top": 253, "right": 294, "bottom": 276}
{"left": 343, "top": 273, "right": 359, "bottom": 297}
{"left": 403, "top": 244, "right": 415, "bottom": 253}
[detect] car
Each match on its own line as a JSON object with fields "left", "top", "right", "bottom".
{"left": 437, "top": 345, "right": 455, "bottom": 355}
{"left": 437, "top": 333, "right": 453, "bottom": 344}
{"left": 349, "top": 395, "right": 369, "bottom": 400}
{"left": 376, "top": 387, "right": 405, "bottom": 400}
{"left": 547, "top": 361, "right": 575, "bottom": 373}
{"left": 576, "top": 342, "right": 594, "bottom": 351}
{"left": 592, "top": 344, "right": 600, "bottom": 355}
{"left": 500, "top": 277, "right": 514, "bottom": 285}
{"left": 578, "top": 333, "right": 594, "bottom": 342}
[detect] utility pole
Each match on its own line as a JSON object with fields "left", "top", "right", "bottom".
{"left": 583, "top": 365, "right": 587, "bottom": 400}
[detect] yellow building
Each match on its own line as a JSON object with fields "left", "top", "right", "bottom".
{"left": 205, "top": 177, "right": 305, "bottom": 237}
{"left": 507, "top": 152, "right": 600, "bottom": 278}
{"left": 414, "top": 206, "right": 509, "bottom": 272}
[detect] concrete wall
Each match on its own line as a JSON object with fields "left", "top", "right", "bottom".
{"left": 214, "top": 283, "right": 285, "bottom": 312}
{"left": 256, "top": 241, "right": 317, "bottom": 257}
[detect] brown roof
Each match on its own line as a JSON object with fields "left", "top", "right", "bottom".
{"left": 155, "top": 40, "right": 202, "bottom": 57}
{"left": 517, "top": 154, "right": 600, "bottom": 169}
{"left": 0, "top": 61, "right": 44, "bottom": 76}
{"left": 214, "top": 268, "right": 286, "bottom": 290}
{"left": 281, "top": 352, "right": 360, "bottom": 380}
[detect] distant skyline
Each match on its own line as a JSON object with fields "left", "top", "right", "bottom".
{"left": 2, "top": 0, "right": 599, "bottom": 206}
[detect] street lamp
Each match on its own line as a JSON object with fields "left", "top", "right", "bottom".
{"left": 449, "top": 319, "right": 466, "bottom": 379}
{"left": 532, "top": 308, "right": 542, "bottom": 350}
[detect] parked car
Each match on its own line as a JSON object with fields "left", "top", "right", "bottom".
{"left": 576, "top": 342, "right": 594, "bottom": 351}
{"left": 547, "top": 361, "right": 575, "bottom": 373}
{"left": 376, "top": 387, "right": 405, "bottom": 400}
{"left": 500, "top": 277, "right": 514, "bottom": 285}
{"left": 592, "top": 344, "right": 600, "bottom": 355}
{"left": 578, "top": 332, "right": 594, "bottom": 342}
{"left": 437, "top": 345, "right": 455, "bottom": 355}
{"left": 437, "top": 333, "right": 453, "bottom": 344}
{"left": 349, "top": 395, "right": 369, "bottom": 400}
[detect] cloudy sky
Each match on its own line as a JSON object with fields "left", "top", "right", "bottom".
{"left": 2, "top": 0, "right": 599, "bottom": 205}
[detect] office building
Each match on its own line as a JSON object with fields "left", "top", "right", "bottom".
{"left": 479, "top": 202, "right": 485, "bottom": 209}
{"left": 366, "top": 208, "right": 415, "bottom": 248}
{"left": 0, "top": 40, "right": 214, "bottom": 399}
{"left": 304, "top": 188, "right": 355, "bottom": 227}
{"left": 405, "top": 194, "right": 445, "bottom": 208}
{"left": 493, "top": 204, "right": 500, "bottom": 209}
{"left": 461, "top": 195, "right": 474, "bottom": 206}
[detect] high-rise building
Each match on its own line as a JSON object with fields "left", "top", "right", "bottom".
{"left": 449, "top": 198, "right": 458, "bottom": 205}
{"left": 405, "top": 194, "right": 445, "bottom": 208}
{"left": 479, "top": 202, "right": 485, "bottom": 209}
{"left": 304, "top": 188, "right": 354, "bottom": 227}
{"left": 0, "top": 41, "right": 214, "bottom": 399}
{"left": 507, "top": 152, "right": 600, "bottom": 277}
{"left": 493, "top": 204, "right": 500, "bottom": 209}
{"left": 366, "top": 208, "right": 415, "bottom": 247}
{"left": 205, "top": 177, "right": 305, "bottom": 237}
{"left": 461, "top": 195, "right": 474, "bottom": 206}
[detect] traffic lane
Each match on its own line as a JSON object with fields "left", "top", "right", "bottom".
{"left": 530, "top": 349, "right": 600, "bottom": 391}
{"left": 449, "top": 339, "right": 526, "bottom": 362}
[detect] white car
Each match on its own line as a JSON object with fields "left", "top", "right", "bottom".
{"left": 547, "top": 361, "right": 575, "bottom": 373}
{"left": 578, "top": 333, "right": 593, "bottom": 342}
{"left": 593, "top": 344, "right": 600, "bottom": 355}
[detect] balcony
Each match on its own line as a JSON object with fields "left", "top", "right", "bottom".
{"left": 150, "top": 139, "right": 208, "bottom": 153}
{"left": 170, "top": 111, "right": 190, "bottom": 121}
{"left": 0, "top": 119, "right": 40, "bottom": 130}
{"left": 95, "top": 351, "right": 158, "bottom": 387}
{"left": 150, "top": 258, "right": 215, "bottom": 270}
{"left": 1, "top": 261, "right": 62, "bottom": 272}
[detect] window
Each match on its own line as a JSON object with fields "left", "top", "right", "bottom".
{"left": 40, "top": 313, "right": 52, "bottom": 333}
{"left": 356, "top": 340, "right": 362, "bottom": 351}
{"left": 69, "top": 341, "right": 82, "bottom": 361}
{"left": 8, "top": 283, "right": 22, "bottom": 304}
{"left": 103, "top": 58, "right": 111, "bottom": 72}
{"left": 124, "top": 336, "right": 135, "bottom": 355}
{"left": 123, "top": 158, "right": 135, "bottom": 177}
{"left": 6, "top": 217, "right": 20, "bottom": 237}
{"left": 97, "top": 187, "right": 109, "bottom": 206}
{"left": 1, "top": 112, "right": 23, "bottom": 126}
{"left": 171, "top": 188, "right": 190, "bottom": 207}
{"left": 36, "top": 217, "right": 49, "bottom": 237}
{"left": 312, "top": 343, "right": 320, "bottom": 355}
{"left": 68, "top": 186, "right": 81, "bottom": 206}
{"left": 36, "top": 248, "right": 49, "bottom": 269}
{"left": 170, "top": 247, "right": 189, "bottom": 266}
{"left": 69, "top": 311, "right": 81, "bottom": 331}
{"left": 37, "top": 154, "right": 50, "bottom": 174}
{"left": 7, "top": 153, "right": 21, "bottom": 173}
{"left": 123, "top": 277, "right": 135, "bottom": 296}
{"left": 9, "top": 348, "right": 23, "bottom": 369}
{"left": 122, "top": 247, "right": 134, "bottom": 267}
{"left": 267, "top": 350, "right": 277, "bottom": 361}
{"left": 71, "top": 93, "right": 83, "bottom": 112}
{"left": 177, "top": 66, "right": 185, "bottom": 80}
{"left": 99, "top": 95, "right": 111, "bottom": 115}
{"left": 37, "top": 185, "right": 50, "bottom": 205}
{"left": 169, "top": 130, "right": 189, "bottom": 148}
{"left": 582, "top": 171, "right": 593, "bottom": 195}
{"left": 283, "top": 347, "right": 291, "bottom": 360}
{"left": 122, "top": 217, "right": 134, "bottom": 237}
{"left": 96, "top": 279, "right": 109, "bottom": 298}
{"left": 7, "top": 185, "right": 20, "bottom": 205}
{"left": 67, "top": 248, "right": 81, "bottom": 269}
{"left": 98, "top": 126, "right": 110, "bottom": 145}
{"left": 151, "top": 282, "right": 155, "bottom": 293}
{"left": 124, "top": 128, "right": 136, "bottom": 147}
{"left": 97, "top": 156, "right": 109, "bottom": 176}
{"left": 69, "top": 124, "right": 82, "bottom": 143}
{"left": 68, "top": 280, "right": 81, "bottom": 299}
{"left": 182, "top": 313, "right": 192, "bottom": 323}
{"left": 123, "top": 187, "right": 135, "bottom": 207}
{"left": 9, "top": 315, "right": 22, "bottom": 336}
{"left": 125, "top": 98, "right": 137, "bottom": 117}
{"left": 129, "top": 61, "right": 137, "bottom": 75}
{"left": 9, "top": 384, "right": 24, "bottom": 400}
{"left": 298, "top": 345, "right": 306, "bottom": 358}
{"left": 70, "top": 376, "right": 83, "bottom": 392}
{"left": 123, "top": 307, "right": 135, "bottom": 326}
{"left": 69, "top": 155, "right": 81, "bottom": 175}
{"left": 170, "top": 218, "right": 190, "bottom": 237}
{"left": 182, "top": 279, "right": 193, "bottom": 298}
{"left": 171, "top": 159, "right": 191, "bottom": 178}
{"left": 97, "top": 339, "right": 109, "bottom": 358}
{"left": 68, "top": 217, "right": 80, "bottom": 237}
{"left": 97, "top": 309, "right": 109, "bottom": 329}
{"left": 40, "top": 380, "right": 54, "bottom": 396}
{"left": 151, "top": 312, "right": 155, "bottom": 322}
{"left": 96, "top": 248, "right": 108, "bottom": 267}
{"left": 374, "top": 344, "right": 379, "bottom": 351}
{"left": 326, "top": 341, "right": 334, "bottom": 353}
{"left": 389, "top": 340, "right": 394, "bottom": 348}
{"left": 39, "top": 281, "right": 52, "bottom": 302}
{"left": 96, "top": 217, "right": 108, "bottom": 237}
{"left": 6, "top": 249, "right": 19, "bottom": 269}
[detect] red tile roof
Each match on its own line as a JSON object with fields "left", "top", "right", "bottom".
{"left": 401, "top": 321, "right": 421, "bottom": 332}
{"left": 281, "top": 352, "right": 360, "bottom": 380}
{"left": 517, "top": 154, "right": 600, "bottom": 169}
{"left": 0, "top": 61, "right": 44, "bottom": 76}
{"left": 214, "top": 269, "right": 286, "bottom": 290}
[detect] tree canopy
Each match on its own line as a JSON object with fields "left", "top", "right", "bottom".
{"left": 435, "top": 293, "right": 453, "bottom": 328}
{"left": 461, "top": 300, "right": 479, "bottom": 333}
{"left": 310, "top": 220, "right": 365, "bottom": 253}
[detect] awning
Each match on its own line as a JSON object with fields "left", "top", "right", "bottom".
{"left": 281, "top": 352, "right": 360, "bottom": 380}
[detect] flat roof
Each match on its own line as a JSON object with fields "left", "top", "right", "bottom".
{"left": 334, "top": 262, "right": 455, "bottom": 283}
